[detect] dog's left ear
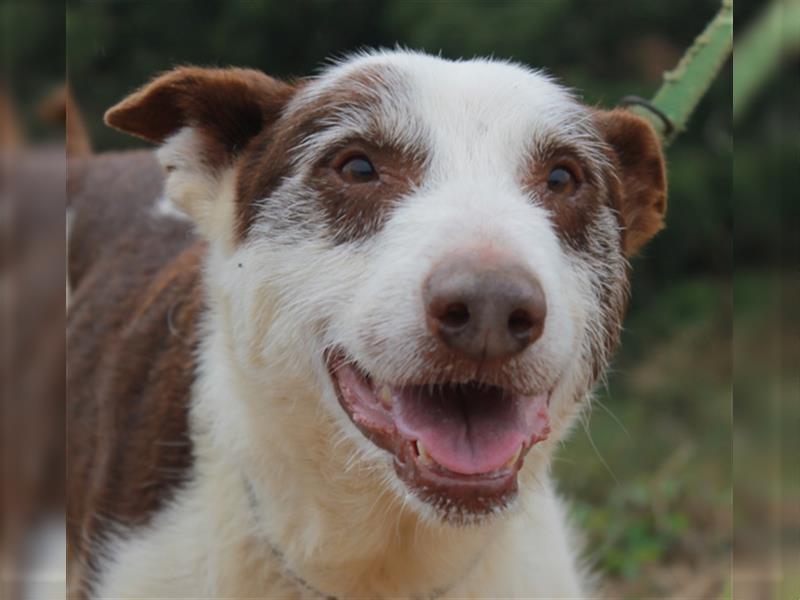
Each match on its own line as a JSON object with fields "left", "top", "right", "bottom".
{"left": 105, "top": 67, "right": 295, "bottom": 241}
{"left": 594, "top": 109, "right": 667, "bottom": 256}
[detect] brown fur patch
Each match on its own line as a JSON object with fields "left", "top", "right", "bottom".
{"left": 523, "top": 111, "right": 666, "bottom": 256}
{"left": 1, "top": 149, "right": 66, "bottom": 599}
{"left": 68, "top": 150, "right": 165, "bottom": 288}
{"left": 0, "top": 88, "right": 22, "bottom": 149}
{"left": 67, "top": 150, "right": 205, "bottom": 596}
{"left": 523, "top": 148, "right": 605, "bottom": 249}
{"left": 594, "top": 109, "right": 667, "bottom": 255}
{"left": 309, "top": 140, "right": 424, "bottom": 244}
{"left": 236, "top": 68, "right": 424, "bottom": 243}
{"left": 234, "top": 106, "right": 302, "bottom": 241}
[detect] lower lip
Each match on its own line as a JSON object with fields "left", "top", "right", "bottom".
{"left": 392, "top": 440, "right": 521, "bottom": 516}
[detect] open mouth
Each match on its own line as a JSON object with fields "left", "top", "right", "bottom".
{"left": 326, "top": 351, "right": 551, "bottom": 519}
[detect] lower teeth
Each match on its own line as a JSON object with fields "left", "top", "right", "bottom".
{"left": 413, "top": 442, "right": 524, "bottom": 471}
{"left": 504, "top": 445, "right": 523, "bottom": 469}
{"left": 415, "top": 440, "right": 433, "bottom": 465}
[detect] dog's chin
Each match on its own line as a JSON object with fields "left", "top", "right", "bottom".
{"left": 325, "top": 349, "right": 552, "bottom": 525}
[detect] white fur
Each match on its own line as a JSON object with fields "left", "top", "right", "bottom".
{"left": 150, "top": 193, "right": 191, "bottom": 222}
{"left": 93, "top": 50, "right": 628, "bottom": 598}
{"left": 157, "top": 128, "right": 237, "bottom": 248}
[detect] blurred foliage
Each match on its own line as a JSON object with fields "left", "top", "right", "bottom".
{"left": 2, "top": 1, "right": 64, "bottom": 139}
{"left": 733, "top": 0, "right": 800, "bottom": 119}
{"left": 731, "top": 3, "right": 799, "bottom": 598}
{"left": 559, "top": 275, "right": 732, "bottom": 591}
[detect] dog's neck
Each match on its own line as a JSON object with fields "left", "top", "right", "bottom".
{"left": 190, "top": 287, "right": 538, "bottom": 598}
{"left": 237, "top": 472, "right": 489, "bottom": 600}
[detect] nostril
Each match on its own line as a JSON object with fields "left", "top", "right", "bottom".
{"left": 438, "top": 302, "right": 470, "bottom": 331}
{"left": 507, "top": 308, "right": 534, "bottom": 339}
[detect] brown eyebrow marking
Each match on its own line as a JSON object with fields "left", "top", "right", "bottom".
{"left": 309, "top": 138, "right": 427, "bottom": 245}
{"left": 235, "top": 66, "right": 414, "bottom": 242}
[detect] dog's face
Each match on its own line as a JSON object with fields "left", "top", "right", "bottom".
{"left": 107, "top": 51, "right": 666, "bottom": 524}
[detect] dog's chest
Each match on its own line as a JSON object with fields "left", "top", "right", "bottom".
{"left": 91, "top": 460, "right": 585, "bottom": 598}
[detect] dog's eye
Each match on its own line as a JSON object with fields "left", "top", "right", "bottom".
{"left": 339, "top": 154, "right": 377, "bottom": 183}
{"left": 546, "top": 166, "right": 577, "bottom": 194}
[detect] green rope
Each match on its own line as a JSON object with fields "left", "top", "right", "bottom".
{"left": 628, "top": 0, "right": 733, "bottom": 146}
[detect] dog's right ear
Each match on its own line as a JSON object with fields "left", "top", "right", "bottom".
{"left": 105, "top": 67, "right": 294, "bottom": 168}
{"left": 105, "top": 67, "right": 295, "bottom": 241}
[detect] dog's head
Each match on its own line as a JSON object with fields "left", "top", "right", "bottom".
{"left": 107, "top": 51, "right": 666, "bottom": 524}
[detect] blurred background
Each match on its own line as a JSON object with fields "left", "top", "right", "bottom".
{"left": 2, "top": 0, "right": 797, "bottom": 598}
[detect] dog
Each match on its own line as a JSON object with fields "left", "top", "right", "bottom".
{"left": 67, "top": 50, "right": 666, "bottom": 598}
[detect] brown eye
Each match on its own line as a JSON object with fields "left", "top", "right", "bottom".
{"left": 547, "top": 166, "right": 576, "bottom": 194}
{"left": 339, "top": 154, "right": 377, "bottom": 183}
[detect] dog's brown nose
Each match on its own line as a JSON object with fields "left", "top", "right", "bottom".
{"left": 424, "top": 256, "right": 547, "bottom": 362}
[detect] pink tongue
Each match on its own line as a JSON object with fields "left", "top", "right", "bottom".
{"left": 393, "top": 385, "right": 549, "bottom": 475}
